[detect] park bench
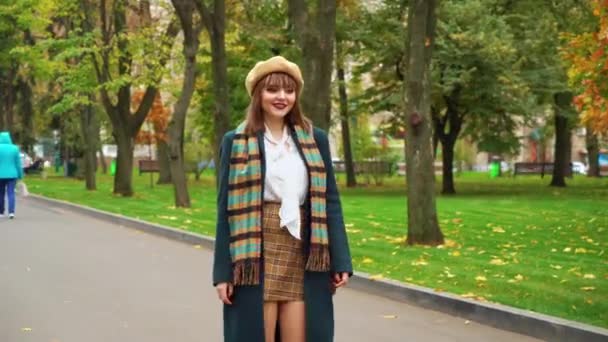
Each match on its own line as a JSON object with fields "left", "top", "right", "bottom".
{"left": 138, "top": 159, "right": 160, "bottom": 175}
{"left": 513, "top": 162, "right": 572, "bottom": 177}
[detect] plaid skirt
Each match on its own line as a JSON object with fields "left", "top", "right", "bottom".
{"left": 263, "top": 202, "right": 306, "bottom": 302}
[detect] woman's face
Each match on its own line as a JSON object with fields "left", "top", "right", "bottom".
{"left": 260, "top": 83, "right": 296, "bottom": 122}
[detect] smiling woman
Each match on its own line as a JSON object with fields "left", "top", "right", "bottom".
{"left": 212, "top": 56, "right": 352, "bottom": 342}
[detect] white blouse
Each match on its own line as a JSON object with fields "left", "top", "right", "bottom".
{"left": 263, "top": 125, "right": 308, "bottom": 240}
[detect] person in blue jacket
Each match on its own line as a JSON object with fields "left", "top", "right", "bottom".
{"left": 0, "top": 132, "right": 23, "bottom": 219}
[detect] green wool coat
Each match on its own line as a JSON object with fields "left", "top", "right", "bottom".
{"left": 213, "top": 126, "right": 353, "bottom": 342}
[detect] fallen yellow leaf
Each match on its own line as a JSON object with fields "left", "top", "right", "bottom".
{"left": 411, "top": 259, "right": 428, "bottom": 266}
{"left": 451, "top": 251, "right": 461, "bottom": 257}
{"left": 514, "top": 274, "right": 524, "bottom": 281}
{"left": 563, "top": 247, "right": 572, "bottom": 252}
{"left": 475, "top": 276, "right": 487, "bottom": 282}
{"left": 580, "top": 286, "right": 595, "bottom": 291}
{"left": 492, "top": 227, "right": 506, "bottom": 233}
{"left": 444, "top": 239, "right": 458, "bottom": 248}
{"left": 193, "top": 245, "right": 202, "bottom": 249}
{"left": 583, "top": 274, "right": 596, "bottom": 279}
{"left": 382, "top": 315, "right": 397, "bottom": 319}
{"left": 362, "top": 257, "right": 374, "bottom": 264}
{"left": 369, "top": 274, "right": 384, "bottom": 281}
{"left": 490, "top": 259, "right": 507, "bottom": 265}
{"left": 21, "top": 328, "right": 32, "bottom": 332}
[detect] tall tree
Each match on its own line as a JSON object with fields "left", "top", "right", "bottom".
{"left": 167, "top": 0, "right": 205, "bottom": 207}
{"left": 193, "top": 0, "right": 229, "bottom": 181}
{"left": 505, "top": 0, "right": 594, "bottom": 187}
{"left": 432, "top": 0, "right": 528, "bottom": 194}
{"left": 404, "top": 0, "right": 444, "bottom": 245}
{"left": 335, "top": 0, "right": 358, "bottom": 187}
{"left": 89, "top": 0, "right": 179, "bottom": 196}
{"left": 287, "top": 0, "right": 337, "bottom": 131}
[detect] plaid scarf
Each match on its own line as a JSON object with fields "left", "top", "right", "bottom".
{"left": 228, "top": 122, "right": 330, "bottom": 286}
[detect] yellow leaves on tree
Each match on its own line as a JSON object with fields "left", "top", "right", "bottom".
{"left": 562, "top": 0, "right": 608, "bottom": 134}
{"left": 131, "top": 90, "right": 170, "bottom": 145}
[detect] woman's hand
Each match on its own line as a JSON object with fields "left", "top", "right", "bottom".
{"left": 332, "top": 272, "right": 350, "bottom": 290}
{"left": 216, "top": 282, "right": 234, "bottom": 305}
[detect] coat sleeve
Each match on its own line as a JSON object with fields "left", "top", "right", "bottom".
{"left": 213, "top": 132, "right": 234, "bottom": 286}
{"left": 314, "top": 128, "right": 353, "bottom": 275}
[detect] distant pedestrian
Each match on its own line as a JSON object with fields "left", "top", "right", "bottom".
{"left": 213, "top": 56, "right": 352, "bottom": 342}
{"left": 0, "top": 132, "right": 23, "bottom": 219}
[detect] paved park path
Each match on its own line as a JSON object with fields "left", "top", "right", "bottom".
{"left": 0, "top": 198, "right": 541, "bottom": 342}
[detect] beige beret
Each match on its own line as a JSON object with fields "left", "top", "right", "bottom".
{"left": 245, "top": 56, "right": 304, "bottom": 97}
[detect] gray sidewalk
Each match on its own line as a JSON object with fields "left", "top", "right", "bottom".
{"left": 0, "top": 198, "right": 540, "bottom": 342}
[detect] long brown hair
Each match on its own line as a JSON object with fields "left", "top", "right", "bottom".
{"left": 244, "top": 72, "right": 311, "bottom": 135}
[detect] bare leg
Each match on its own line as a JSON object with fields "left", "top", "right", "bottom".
{"left": 279, "top": 301, "right": 305, "bottom": 342}
{"left": 264, "top": 302, "right": 279, "bottom": 342}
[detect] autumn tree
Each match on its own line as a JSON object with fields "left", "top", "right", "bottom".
{"left": 562, "top": 0, "right": 607, "bottom": 177}
{"left": 563, "top": 0, "right": 608, "bottom": 135}
{"left": 132, "top": 90, "right": 171, "bottom": 183}
{"left": 86, "top": 0, "right": 178, "bottom": 196}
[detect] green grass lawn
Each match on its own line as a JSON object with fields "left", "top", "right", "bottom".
{"left": 25, "top": 170, "right": 608, "bottom": 328}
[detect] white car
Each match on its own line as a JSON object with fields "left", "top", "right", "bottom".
{"left": 571, "top": 161, "right": 587, "bottom": 175}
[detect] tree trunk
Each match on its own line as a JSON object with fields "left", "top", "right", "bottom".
{"left": 168, "top": 0, "right": 202, "bottom": 208}
{"left": 432, "top": 89, "right": 462, "bottom": 195}
{"left": 113, "top": 129, "right": 135, "bottom": 196}
{"left": 287, "top": 0, "right": 337, "bottom": 131}
{"left": 80, "top": 98, "right": 98, "bottom": 190}
{"left": 404, "top": 0, "right": 443, "bottom": 245}
{"left": 195, "top": 0, "right": 230, "bottom": 182}
{"left": 586, "top": 125, "right": 600, "bottom": 177}
{"left": 550, "top": 92, "right": 572, "bottom": 187}
{"left": 98, "top": 143, "right": 107, "bottom": 174}
{"left": 336, "top": 43, "right": 356, "bottom": 187}
{"left": 17, "top": 77, "right": 36, "bottom": 152}
{"left": 441, "top": 139, "right": 456, "bottom": 194}
{"left": 156, "top": 140, "right": 172, "bottom": 184}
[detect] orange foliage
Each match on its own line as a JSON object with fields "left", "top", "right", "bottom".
{"left": 132, "top": 90, "right": 171, "bottom": 145}
{"left": 562, "top": 0, "right": 608, "bottom": 134}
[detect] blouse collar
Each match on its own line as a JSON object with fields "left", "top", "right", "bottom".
{"left": 264, "top": 123, "right": 290, "bottom": 146}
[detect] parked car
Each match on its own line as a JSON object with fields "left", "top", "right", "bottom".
{"left": 571, "top": 161, "right": 587, "bottom": 175}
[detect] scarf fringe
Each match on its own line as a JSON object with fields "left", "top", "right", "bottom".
{"left": 233, "top": 259, "right": 261, "bottom": 286}
{"left": 305, "top": 244, "right": 331, "bottom": 272}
